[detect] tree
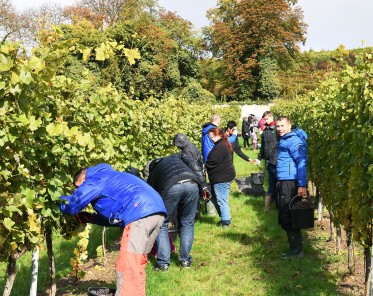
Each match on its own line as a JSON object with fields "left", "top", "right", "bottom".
{"left": 0, "top": 0, "right": 24, "bottom": 43}
{"left": 59, "top": 3, "right": 204, "bottom": 99}
{"left": 74, "top": 0, "right": 159, "bottom": 26}
{"left": 258, "top": 57, "right": 281, "bottom": 100}
{"left": 0, "top": 1, "right": 70, "bottom": 49}
{"left": 21, "top": 4, "right": 70, "bottom": 48}
{"left": 206, "top": 0, "right": 307, "bottom": 101}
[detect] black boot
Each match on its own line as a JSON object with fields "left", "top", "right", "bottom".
{"left": 282, "top": 230, "right": 303, "bottom": 259}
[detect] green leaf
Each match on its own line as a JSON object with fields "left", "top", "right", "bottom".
{"left": 46, "top": 122, "right": 68, "bottom": 136}
{"left": 17, "top": 114, "right": 30, "bottom": 126}
{"left": 4, "top": 218, "right": 15, "bottom": 230}
{"left": 18, "top": 95, "right": 30, "bottom": 113}
{"left": 6, "top": 205, "right": 22, "bottom": 215}
{"left": 41, "top": 208, "right": 52, "bottom": 217}
{"left": 82, "top": 48, "right": 92, "bottom": 62}
{"left": 95, "top": 44, "right": 107, "bottom": 61}
{"left": 11, "top": 72, "right": 20, "bottom": 84}
{"left": 122, "top": 48, "right": 141, "bottom": 65}
{"left": 29, "top": 116, "right": 42, "bottom": 131}
{"left": 51, "top": 145, "right": 63, "bottom": 154}
{"left": 28, "top": 56, "right": 45, "bottom": 73}
{"left": 0, "top": 54, "right": 14, "bottom": 71}
{"left": 20, "top": 70, "right": 33, "bottom": 85}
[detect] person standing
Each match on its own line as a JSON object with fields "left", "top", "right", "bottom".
{"left": 60, "top": 163, "right": 166, "bottom": 296}
{"left": 256, "top": 111, "right": 278, "bottom": 211}
{"left": 276, "top": 116, "right": 308, "bottom": 258}
{"left": 201, "top": 114, "right": 221, "bottom": 163}
{"left": 147, "top": 154, "right": 210, "bottom": 271}
{"left": 249, "top": 114, "right": 259, "bottom": 150}
{"left": 205, "top": 127, "right": 236, "bottom": 228}
{"left": 225, "top": 120, "right": 255, "bottom": 163}
{"left": 259, "top": 113, "right": 267, "bottom": 134}
{"left": 241, "top": 116, "right": 251, "bottom": 148}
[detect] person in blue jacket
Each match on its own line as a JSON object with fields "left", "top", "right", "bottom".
{"left": 60, "top": 163, "right": 166, "bottom": 296}
{"left": 276, "top": 116, "right": 308, "bottom": 258}
{"left": 201, "top": 115, "right": 237, "bottom": 217}
{"left": 201, "top": 114, "right": 221, "bottom": 163}
{"left": 201, "top": 114, "right": 238, "bottom": 163}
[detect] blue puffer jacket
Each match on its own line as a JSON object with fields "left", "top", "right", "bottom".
{"left": 276, "top": 129, "right": 308, "bottom": 187}
{"left": 201, "top": 123, "right": 236, "bottom": 162}
{"left": 202, "top": 122, "right": 217, "bottom": 162}
{"left": 60, "top": 163, "right": 166, "bottom": 226}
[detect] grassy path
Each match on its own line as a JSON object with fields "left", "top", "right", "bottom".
{"left": 146, "top": 191, "right": 337, "bottom": 296}
{"left": 145, "top": 150, "right": 339, "bottom": 296}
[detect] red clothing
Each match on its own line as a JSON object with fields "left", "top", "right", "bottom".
{"left": 116, "top": 215, "right": 164, "bottom": 295}
{"left": 259, "top": 118, "right": 266, "bottom": 131}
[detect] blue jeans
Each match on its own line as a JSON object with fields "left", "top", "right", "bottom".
{"left": 156, "top": 182, "right": 199, "bottom": 266}
{"left": 211, "top": 182, "right": 232, "bottom": 225}
{"left": 265, "top": 161, "right": 277, "bottom": 197}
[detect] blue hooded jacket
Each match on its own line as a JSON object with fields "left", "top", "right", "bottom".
{"left": 276, "top": 129, "right": 308, "bottom": 187}
{"left": 201, "top": 123, "right": 237, "bottom": 162}
{"left": 60, "top": 163, "right": 166, "bottom": 226}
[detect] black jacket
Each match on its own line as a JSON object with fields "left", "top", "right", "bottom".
{"left": 231, "top": 137, "right": 250, "bottom": 161}
{"left": 147, "top": 154, "right": 205, "bottom": 198}
{"left": 222, "top": 128, "right": 250, "bottom": 161}
{"left": 173, "top": 133, "right": 204, "bottom": 169}
{"left": 241, "top": 120, "right": 251, "bottom": 139}
{"left": 205, "top": 139, "right": 236, "bottom": 184}
{"left": 257, "top": 124, "right": 278, "bottom": 165}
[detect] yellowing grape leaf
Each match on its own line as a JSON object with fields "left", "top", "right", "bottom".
{"left": 82, "top": 48, "right": 92, "bottom": 62}
{"left": 122, "top": 48, "right": 141, "bottom": 65}
{"left": 20, "top": 70, "right": 33, "bottom": 85}
{"left": 46, "top": 122, "right": 68, "bottom": 136}
{"left": 29, "top": 116, "right": 42, "bottom": 131}
{"left": 0, "top": 54, "right": 13, "bottom": 71}
{"left": 4, "top": 217, "right": 15, "bottom": 230}
{"left": 11, "top": 72, "right": 20, "bottom": 84}
{"left": 28, "top": 56, "right": 45, "bottom": 73}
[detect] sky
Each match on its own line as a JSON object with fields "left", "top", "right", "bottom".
{"left": 11, "top": 0, "right": 373, "bottom": 51}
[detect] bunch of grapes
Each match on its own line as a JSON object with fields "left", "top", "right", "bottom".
{"left": 59, "top": 214, "right": 83, "bottom": 240}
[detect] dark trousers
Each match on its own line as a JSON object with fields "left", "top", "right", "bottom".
{"left": 243, "top": 137, "right": 249, "bottom": 148}
{"left": 277, "top": 180, "right": 298, "bottom": 231}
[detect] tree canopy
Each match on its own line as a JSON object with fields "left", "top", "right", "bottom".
{"left": 205, "top": 0, "right": 307, "bottom": 101}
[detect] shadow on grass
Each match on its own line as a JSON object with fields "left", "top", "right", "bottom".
{"left": 196, "top": 215, "right": 218, "bottom": 225}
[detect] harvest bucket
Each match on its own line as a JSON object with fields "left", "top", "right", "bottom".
{"left": 251, "top": 173, "right": 264, "bottom": 185}
{"left": 87, "top": 287, "right": 116, "bottom": 296}
{"left": 289, "top": 196, "right": 314, "bottom": 229}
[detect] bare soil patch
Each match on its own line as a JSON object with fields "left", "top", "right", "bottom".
{"left": 306, "top": 216, "right": 366, "bottom": 296}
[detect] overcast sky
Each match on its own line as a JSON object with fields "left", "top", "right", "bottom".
{"left": 11, "top": 0, "right": 373, "bottom": 51}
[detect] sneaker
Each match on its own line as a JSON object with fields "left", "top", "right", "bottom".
{"left": 180, "top": 261, "right": 191, "bottom": 269}
{"left": 222, "top": 224, "right": 229, "bottom": 229}
{"left": 155, "top": 264, "right": 169, "bottom": 272}
{"left": 281, "top": 250, "right": 304, "bottom": 259}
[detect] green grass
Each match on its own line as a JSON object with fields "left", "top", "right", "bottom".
{"left": 0, "top": 142, "right": 341, "bottom": 295}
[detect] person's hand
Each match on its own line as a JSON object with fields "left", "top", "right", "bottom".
{"left": 75, "top": 211, "right": 94, "bottom": 224}
{"left": 245, "top": 133, "right": 249, "bottom": 136}
{"left": 202, "top": 187, "right": 212, "bottom": 202}
{"left": 297, "top": 187, "right": 307, "bottom": 198}
{"left": 248, "top": 159, "right": 255, "bottom": 164}
{"left": 255, "top": 159, "right": 261, "bottom": 166}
